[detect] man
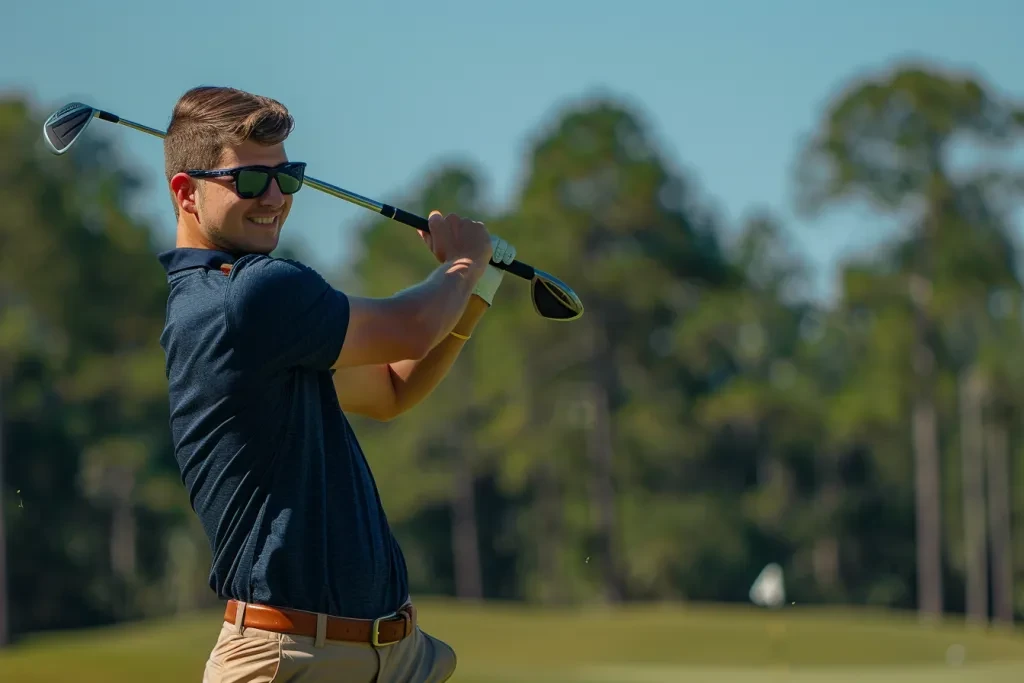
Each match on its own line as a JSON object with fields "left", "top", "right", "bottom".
{"left": 157, "top": 85, "right": 515, "bottom": 683}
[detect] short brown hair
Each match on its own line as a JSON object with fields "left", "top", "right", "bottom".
{"left": 163, "top": 86, "right": 294, "bottom": 214}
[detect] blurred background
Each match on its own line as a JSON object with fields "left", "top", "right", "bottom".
{"left": 2, "top": 1, "right": 1024, "bottom": 681}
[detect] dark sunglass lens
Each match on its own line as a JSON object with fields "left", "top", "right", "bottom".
{"left": 276, "top": 166, "right": 304, "bottom": 194}
{"left": 236, "top": 169, "right": 270, "bottom": 198}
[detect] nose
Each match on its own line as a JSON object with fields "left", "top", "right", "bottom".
{"left": 259, "top": 177, "right": 287, "bottom": 207}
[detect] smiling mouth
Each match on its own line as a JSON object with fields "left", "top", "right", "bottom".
{"left": 247, "top": 216, "right": 278, "bottom": 227}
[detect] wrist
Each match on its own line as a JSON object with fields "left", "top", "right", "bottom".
{"left": 444, "top": 257, "right": 487, "bottom": 288}
{"left": 471, "top": 263, "right": 506, "bottom": 305}
{"left": 451, "top": 295, "right": 489, "bottom": 338}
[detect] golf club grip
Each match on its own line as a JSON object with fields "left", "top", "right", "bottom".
{"left": 383, "top": 205, "right": 535, "bottom": 280}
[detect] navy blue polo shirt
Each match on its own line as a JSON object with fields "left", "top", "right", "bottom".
{"left": 157, "top": 247, "right": 408, "bottom": 619}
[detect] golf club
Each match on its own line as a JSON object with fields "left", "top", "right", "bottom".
{"left": 42, "top": 101, "right": 584, "bottom": 322}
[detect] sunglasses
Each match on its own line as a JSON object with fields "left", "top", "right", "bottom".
{"left": 186, "top": 162, "right": 307, "bottom": 199}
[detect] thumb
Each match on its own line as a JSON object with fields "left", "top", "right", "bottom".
{"left": 421, "top": 209, "right": 444, "bottom": 246}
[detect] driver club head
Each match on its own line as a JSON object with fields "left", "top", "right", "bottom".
{"left": 531, "top": 269, "right": 584, "bottom": 321}
{"left": 43, "top": 102, "right": 97, "bottom": 155}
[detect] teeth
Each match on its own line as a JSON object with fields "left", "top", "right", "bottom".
{"left": 250, "top": 216, "right": 276, "bottom": 225}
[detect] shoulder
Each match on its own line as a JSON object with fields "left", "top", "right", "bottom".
{"left": 230, "top": 255, "right": 331, "bottom": 299}
{"left": 230, "top": 254, "right": 325, "bottom": 286}
{"left": 226, "top": 255, "right": 346, "bottom": 326}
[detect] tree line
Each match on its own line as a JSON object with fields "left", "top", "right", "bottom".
{"left": 1, "top": 59, "right": 1022, "bottom": 645}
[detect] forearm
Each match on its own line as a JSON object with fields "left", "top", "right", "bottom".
{"left": 394, "top": 258, "right": 485, "bottom": 354}
{"left": 387, "top": 294, "right": 490, "bottom": 414}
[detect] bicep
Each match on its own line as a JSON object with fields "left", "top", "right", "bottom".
{"left": 331, "top": 364, "right": 398, "bottom": 421}
{"left": 331, "top": 295, "right": 431, "bottom": 369}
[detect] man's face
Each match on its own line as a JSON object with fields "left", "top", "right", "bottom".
{"left": 184, "top": 140, "right": 295, "bottom": 255}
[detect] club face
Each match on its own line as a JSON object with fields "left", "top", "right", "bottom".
{"left": 43, "top": 102, "right": 96, "bottom": 155}
{"left": 531, "top": 270, "right": 584, "bottom": 321}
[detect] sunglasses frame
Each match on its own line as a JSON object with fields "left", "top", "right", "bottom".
{"left": 185, "top": 161, "right": 308, "bottom": 199}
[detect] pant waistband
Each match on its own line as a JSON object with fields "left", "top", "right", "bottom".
{"left": 224, "top": 599, "right": 417, "bottom": 647}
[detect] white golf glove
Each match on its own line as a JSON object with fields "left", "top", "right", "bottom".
{"left": 471, "top": 235, "right": 516, "bottom": 306}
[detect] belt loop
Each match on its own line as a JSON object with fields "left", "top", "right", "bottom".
{"left": 315, "top": 613, "right": 327, "bottom": 648}
{"left": 234, "top": 601, "right": 247, "bottom": 635}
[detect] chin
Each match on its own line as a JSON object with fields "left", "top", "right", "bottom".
{"left": 246, "top": 227, "right": 282, "bottom": 255}
{"left": 216, "top": 236, "right": 279, "bottom": 257}
{"left": 248, "top": 240, "right": 279, "bottom": 256}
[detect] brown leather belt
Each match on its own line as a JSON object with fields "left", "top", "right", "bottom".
{"left": 224, "top": 599, "right": 416, "bottom": 646}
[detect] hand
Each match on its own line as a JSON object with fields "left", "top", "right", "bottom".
{"left": 471, "top": 235, "right": 517, "bottom": 306}
{"left": 420, "top": 211, "right": 493, "bottom": 271}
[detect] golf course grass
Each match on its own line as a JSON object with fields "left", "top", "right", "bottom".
{"left": 1, "top": 598, "right": 1022, "bottom": 682}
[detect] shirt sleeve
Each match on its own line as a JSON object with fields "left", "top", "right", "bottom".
{"left": 225, "top": 255, "right": 350, "bottom": 372}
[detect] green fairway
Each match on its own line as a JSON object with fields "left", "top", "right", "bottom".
{"left": 1, "top": 599, "right": 1022, "bottom": 682}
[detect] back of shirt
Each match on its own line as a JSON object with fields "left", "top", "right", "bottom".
{"left": 157, "top": 248, "right": 408, "bottom": 620}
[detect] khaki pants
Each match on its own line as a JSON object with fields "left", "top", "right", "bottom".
{"left": 201, "top": 608, "right": 457, "bottom": 683}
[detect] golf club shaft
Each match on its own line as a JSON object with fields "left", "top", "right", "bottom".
{"left": 303, "top": 176, "right": 536, "bottom": 279}
{"left": 95, "top": 110, "right": 536, "bottom": 281}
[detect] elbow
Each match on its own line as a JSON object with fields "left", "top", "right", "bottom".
{"left": 370, "top": 407, "right": 401, "bottom": 422}
{"left": 356, "top": 394, "right": 403, "bottom": 422}
{"left": 373, "top": 396, "right": 410, "bottom": 422}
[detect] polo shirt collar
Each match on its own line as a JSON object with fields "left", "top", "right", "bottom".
{"left": 158, "top": 248, "right": 241, "bottom": 276}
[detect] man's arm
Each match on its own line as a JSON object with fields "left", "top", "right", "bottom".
{"left": 331, "top": 231, "right": 517, "bottom": 422}
{"left": 331, "top": 294, "right": 489, "bottom": 421}
{"left": 331, "top": 256, "right": 484, "bottom": 369}
{"left": 225, "top": 214, "right": 495, "bottom": 384}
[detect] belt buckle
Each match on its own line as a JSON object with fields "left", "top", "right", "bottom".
{"left": 371, "top": 611, "right": 400, "bottom": 647}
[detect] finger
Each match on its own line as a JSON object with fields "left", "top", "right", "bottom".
{"left": 423, "top": 211, "right": 444, "bottom": 254}
{"left": 478, "top": 222, "right": 494, "bottom": 259}
{"left": 427, "top": 210, "right": 448, "bottom": 257}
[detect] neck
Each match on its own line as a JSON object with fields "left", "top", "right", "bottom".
{"left": 175, "top": 220, "right": 219, "bottom": 251}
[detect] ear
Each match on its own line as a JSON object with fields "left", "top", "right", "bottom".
{"left": 170, "top": 173, "right": 200, "bottom": 218}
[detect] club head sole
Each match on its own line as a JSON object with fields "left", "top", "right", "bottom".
{"left": 43, "top": 102, "right": 96, "bottom": 155}
{"left": 532, "top": 270, "right": 584, "bottom": 321}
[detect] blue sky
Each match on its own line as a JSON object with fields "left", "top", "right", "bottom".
{"left": 5, "top": 0, "right": 1022, "bottom": 298}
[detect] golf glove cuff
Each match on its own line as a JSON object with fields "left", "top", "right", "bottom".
{"left": 472, "top": 236, "right": 516, "bottom": 306}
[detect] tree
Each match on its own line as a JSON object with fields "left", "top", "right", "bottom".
{"left": 0, "top": 93, "right": 181, "bottom": 636}
{"left": 795, "top": 62, "right": 1024, "bottom": 620}
{"left": 0, "top": 381, "right": 7, "bottom": 647}
{"left": 507, "top": 96, "right": 735, "bottom": 602}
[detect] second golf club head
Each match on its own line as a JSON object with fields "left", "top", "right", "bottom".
{"left": 532, "top": 270, "right": 584, "bottom": 321}
{"left": 43, "top": 102, "right": 96, "bottom": 155}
